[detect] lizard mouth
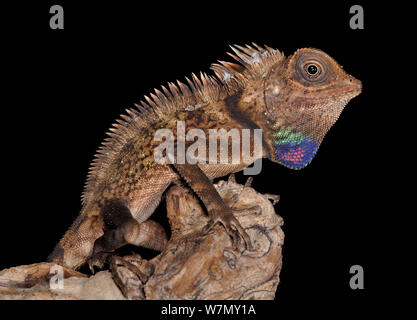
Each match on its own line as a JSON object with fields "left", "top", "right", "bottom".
{"left": 264, "top": 76, "right": 362, "bottom": 117}
{"left": 338, "top": 77, "right": 362, "bottom": 98}
{"left": 348, "top": 77, "right": 362, "bottom": 92}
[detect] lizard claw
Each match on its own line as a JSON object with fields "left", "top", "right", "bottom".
{"left": 88, "top": 251, "right": 111, "bottom": 273}
{"left": 203, "top": 208, "right": 253, "bottom": 251}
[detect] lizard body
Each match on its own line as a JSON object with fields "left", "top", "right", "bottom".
{"left": 48, "top": 44, "right": 361, "bottom": 270}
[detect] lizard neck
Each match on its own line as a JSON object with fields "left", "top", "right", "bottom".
{"left": 222, "top": 88, "right": 272, "bottom": 159}
{"left": 229, "top": 83, "right": 320, "bottom": 169}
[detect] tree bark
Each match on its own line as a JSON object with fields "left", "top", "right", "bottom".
{"left": 0, "top": 177, "right": 284, "bottom": 300}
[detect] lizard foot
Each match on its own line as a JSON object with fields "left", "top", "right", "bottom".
{"left": 110, "top": 254, "right": 153, "bottom": 300}
{"left": 88, "top": 251, "right": 111, "bottom": 273}
{"left": 203, "top": 208, "right": 254, "bottom": 252}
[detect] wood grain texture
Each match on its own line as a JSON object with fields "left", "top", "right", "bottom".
{"left": 0, "top": 179, "right": 283, "bottom": 300}
{"left": 117, "top": 178, "right": 284, "bottom": 300}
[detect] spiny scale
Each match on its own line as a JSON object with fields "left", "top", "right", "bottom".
{"left": 81, "top": 44, "right": 283, "bottom": 206}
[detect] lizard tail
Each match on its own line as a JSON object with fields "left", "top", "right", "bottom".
{"left": 47, "top": 214, "right": 104, "bottom": 270}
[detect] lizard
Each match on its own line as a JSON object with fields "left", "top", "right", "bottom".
{"left": 47, "top": 44, "right": 362, "bottom": 271}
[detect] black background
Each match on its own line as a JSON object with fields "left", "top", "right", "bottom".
{"left": 1, "top": 0, "right": 394, "bottom": 316}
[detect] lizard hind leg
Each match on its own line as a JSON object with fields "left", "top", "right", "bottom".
{"left": 89, "top": 199, "right": 167, "bottom": 270}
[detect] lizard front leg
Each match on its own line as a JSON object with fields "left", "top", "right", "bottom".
{"left": 173, "top": 163, "right": 253, "bottom": 251}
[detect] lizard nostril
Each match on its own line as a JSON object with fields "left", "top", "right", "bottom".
{"left": 345, "top": 77, "right": 362, "bottom": 91}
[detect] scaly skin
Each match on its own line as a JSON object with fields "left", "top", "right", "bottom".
{"left": 47, "top": 44, "right": 361, "bottom": 270}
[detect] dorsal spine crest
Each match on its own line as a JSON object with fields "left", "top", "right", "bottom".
{"left": 81, "top": 44, "right": 284, "bottom": 205}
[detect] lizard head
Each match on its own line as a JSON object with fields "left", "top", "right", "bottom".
{"left": 262, "top": 48, "right": 362, "bottom": 169}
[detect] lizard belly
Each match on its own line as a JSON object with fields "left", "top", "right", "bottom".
{"left": 127, "top": 165, "right": 178, "bottom": 223}
{"left": 127, "top": 162, "right": 247, "bottom": 223}
{"left": 198, "top": 162, "right": 250, "bottom": 180}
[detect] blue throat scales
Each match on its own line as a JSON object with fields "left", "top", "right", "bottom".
{"left": 273, "top": 129, "right": 320, "bottom": 169}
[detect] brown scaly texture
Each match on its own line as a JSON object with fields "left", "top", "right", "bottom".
{"left": 48, "top": 44, "right": 361, "bottom": 270}
{"left": 81, "top": 44, "right": 282, "bottom": 208}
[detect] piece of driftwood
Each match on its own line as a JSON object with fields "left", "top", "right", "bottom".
{"left": 0, "top": 177, "right": 284, "bottom": 300}
{"left": 0, "top": 265, "right": 124, "bottom": 300}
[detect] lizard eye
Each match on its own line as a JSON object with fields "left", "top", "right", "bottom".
{"left": 302, "top": 61, "right": 323, "bottom": 80}
{"left": 306, "top": 64, "right": 318, "bottom": 75}
{"left": 293, "top": 52, "right": 330, "bottom": 85}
